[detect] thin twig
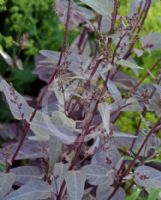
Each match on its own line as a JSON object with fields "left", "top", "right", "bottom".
{"left": 6, "top": 0, "right": 72, "bottom": 172}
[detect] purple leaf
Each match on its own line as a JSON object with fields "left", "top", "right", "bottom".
{"left": 82, "top": 164, "right": 113, "bottom": 185}
{"left": 0, "top": 173, "right": 15, "bottom": 199}
{"left": 0, "top": 123, "right": 18, "bottom": 139}
{"left": 0, "top": 77, "right": 32, "bottom": 120}
{"left": 52, "top": 163, "right": 68, "bottom": 194}
{"left": 3, "top": 180, "right": 51, "bottom": 200}
{"left": 0, "top": 140, "right": 48, "bottom": 164}
{"left": 55, "top": 0, "right": 94, "bottom": 29}
{"left": 65, "top": 170, "right": 86, "bottom": 200}
{"left": 11, "top": 166, "right": 43, "bottom": 185}
{"left": 80, "top": 0, "right": 114, "bottom": 16}
{"left": 140, "top": 32, "right": 161, "bottom": 52}
{"left": 49, "top": 136, "right": 62, "bottom": 171}
{"left": 98, "top": 103, "right": 111, "bottom": 134}
{"left": 135, "top": 165, "right": 161, "bottom": 189}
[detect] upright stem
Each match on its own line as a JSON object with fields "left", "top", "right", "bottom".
{"left": 107, "top": 0, "right": 152, "bottom": 199}
{"left": 107, "top": 119, "right": 161, "bottom": 200}
{"left": 123, "top": 0, "right": 151, "bottom": 59}
{"left": 57, "top": 100, "right": 99, "bottom": 200}
{"left": 6, "top": 0, "right": 72, "bottom": 172}
{"left": 132, "top": 59, "right": 161, "bottom": 93}
{"left": 109, "top": 0, "right": 119, "bottom": 35}
{"left": 105, "top": 0, "right": 119, "bottom": 52}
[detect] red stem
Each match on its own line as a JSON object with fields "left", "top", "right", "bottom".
{"left": 132, "top": 59, "right": 161, "bottom": 93}
{"left": 123, "top": 0, "right": 151, "bottom": 59}
{"left": 6, "top": 0, "right": 72, "bottom": 172}
{"left": 107, "top": 119, "right": 161, "bottom": 200}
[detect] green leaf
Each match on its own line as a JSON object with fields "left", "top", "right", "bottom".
{"left": 0, "top": 163, "right": 6, "bottom": 172}
{"left": 145, "top": 159, "right": 161, "bottom": 164}
{"left": 122, "top": 156, "right": 134, "bottom": 161}
{"left": 148, "top": 189, "right": 160, "bottom": 200}
{"left": 116, "top": 59, "right": 143, "bottom": 70}
{"left": 126, "top": 189, "right": 140, "bottom": 200}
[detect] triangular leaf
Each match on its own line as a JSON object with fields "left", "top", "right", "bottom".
{"left": 80, "top": 0, "right": 114, "bottom": 16}
{"left": 140, "top": 32, "right": 161, "bottom": 51}
{"left": 65, "top": 170, "right": 86, "bottom": 200}
{"left": 49, "top": 136, "right": 62, "bottom": 171}
{"left": 3, "top": 180, "right": 51, "bottom": 200}
{"left": 0, "top": 140, "right": 48, "bottom": 163}
{"left": 0, "top": 172, "right": 15, "bottom": 199}
{"left": 11, "top": 166, "right": 43, "bottom": 184}
{"left": 116, "top": 59, "right": 143, "bottom": 70}
{"left": 82, "top": 164, "right": 113, "bottom": 186}
{"left": 51, "top": 111, "right": 76, "bottom": 129}
{"left": 30, "top": 112, "right": 77, "bottom": 144}
{"left": 0, "top": 77, "right": 32, "bottom": 120}
{"left": 52, "top": 163, "right": 68, "bottom": 194}
{"left": 107, "top": 79, "right": 121, "bottom": 101}
{"left": 135, "top": 165, "right": 161, "bottom": 189}
{"left": 96, "top": 185, "right": 113, "bottom": 200}
{"left": 96, "top": 185, "right": 125, "bottom": 200}
{"left": 51, "top": 163, "right": 68, "bottom": 194}
{"left": 98, "top": 103, "right": 110, "bottom": 134}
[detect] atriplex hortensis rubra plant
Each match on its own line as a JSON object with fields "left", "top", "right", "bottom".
{"left": 0, "top": 0, "right": 161, "bottom": 199}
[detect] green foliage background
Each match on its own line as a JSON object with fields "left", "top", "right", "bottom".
{"left": 117, "top": 1, "right": 161, "bottom": 133}
{"left": 0, "top": 0, "right": 64, "bottom": 121}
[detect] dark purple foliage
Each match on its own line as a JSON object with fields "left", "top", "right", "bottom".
{"left": 0, "top": 0, "right": 161, "bottom": 199}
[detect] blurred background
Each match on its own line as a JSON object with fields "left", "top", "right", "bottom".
{"left": 0, "top": 0, "right": 161, "bottom": 129}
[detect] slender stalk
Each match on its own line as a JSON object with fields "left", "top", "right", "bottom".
{"left": 57, "top": 100, "right": 100, "bottom": 200}
{"left": 108, "top": 0, "right": 119, "bottom": 35}
{"left": 107, "top": 117, "right": 161, "bottom": 200}
{"left": 125, "top": 120, "right": 161, "bottom": 176}
{"left": 123, "top": 0, "right": 151, "bottom": 59}
{"left": 132, "top": 59, "right": 161, "bottom": 93}
{"left": 105, "top": 0, "right": 119, "bottom": 55}
{"left": 6, "top": 68, "right": 57, "bottom": 172}
{"left": 67, "top": 1, "right": 119, "bottom": 117}
{"left": 67, "top": 57, "right": 102, "bottom": 117}
{"left": 6, "top": 0, "right": 72, "bottom": 172}
{"left": 111, "top": 31, "right": 127, "bottom": 65}
{"left": 110, "top": 2, "right": 146, "bottom": 80}
{"left": 110, "top": 68, "right": 161, "bottom": 198}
